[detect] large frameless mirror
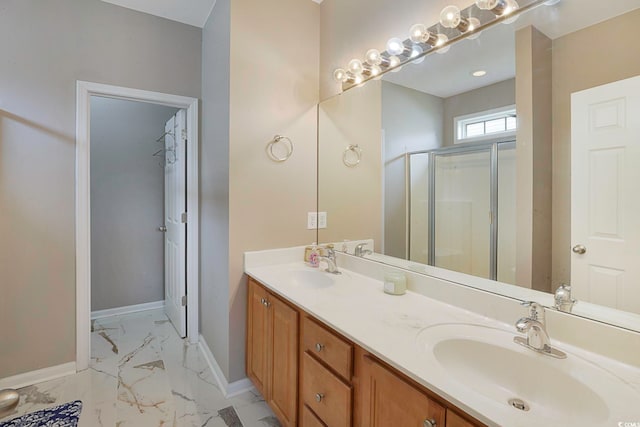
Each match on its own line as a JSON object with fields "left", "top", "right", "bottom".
{"left": 318, "top": 0, "right": 640, "bottom": 331}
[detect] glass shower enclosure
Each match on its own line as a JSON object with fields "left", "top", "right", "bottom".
{"left": 408, "top": 141, "right": 516, "bottom": 284}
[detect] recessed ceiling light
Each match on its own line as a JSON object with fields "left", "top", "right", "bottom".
{"left": 472, "top": 70, "right": 487, "bottom": 77}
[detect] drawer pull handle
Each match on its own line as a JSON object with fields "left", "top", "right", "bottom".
{"left": 315, "top": 343, "right": 325, "bottom": 352}
{"left": 423, "top": 419, "right": 437, "bottom": 427}
{"left": 315, "top": 393, "right": 324, "bottom": 403}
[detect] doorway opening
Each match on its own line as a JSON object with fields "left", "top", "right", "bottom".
{"left": 75, "top": 81, "right": 199, "bottom": 372}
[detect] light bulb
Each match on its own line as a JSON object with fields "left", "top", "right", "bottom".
{"left": 410, "top": 45, "right": 424, "bottom": 64}
{"left": 348, "top": 59, "right": 364, "bottom": 75}
{"left": 409, "top": 24, "right": 428, "bottom": 44}
{"left": 369, "top": 64, "right": 382, "bottom": 76}
{"left": 475, "top": 0, "right": 498, "bottom": 10}
{"left": 333, "top": 68, "right": 348, "bottom": 83}
{"left": 386, "top": 38, "right": 406, "bottom": 56}
{"left": 467, "top": 17, "right": 482, "bottom": 39}
{"left": 440, "top": 5, "right": 462, "bottom": 29}
{"left": 388, "top": 55, "right": 402, "bottom": 71}
{"left": 435, "top": 34, "right": 450, "bottom": 54}
{"left": 365, "top": 49, "right": 382, "bottom": 65}
{"left": 354, "top": 74, "right": 364, "bottom": 85}
{"left": 502, "top": 0, "right": 519, "bottom": 24}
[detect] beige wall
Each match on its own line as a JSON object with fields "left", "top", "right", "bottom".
{"left": 551, "top": 9, "right": 640, "bottom": 286}
{"left": 442, "top": 79, "right": 516, "bottom": 147}
{"left": 318, "top": 81, "right": 383, "bottom": 248}
{"left": 515, "top": 26, "right": 553, "bottom": 292}
{"left": 202, "top": 0, "right": 320, "bottom": 382}
{"left": 0, "top": 0, "right": 201, "bottom": 379}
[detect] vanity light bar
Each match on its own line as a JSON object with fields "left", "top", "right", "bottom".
{"left": 333, "top": 0, "right": 556, "bottom": 91}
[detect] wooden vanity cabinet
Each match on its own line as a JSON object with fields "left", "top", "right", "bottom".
{"left": 246, "top": 276, "right": 486, "bottom": 427}
{"left": 246, "top": 278, "right": 298, "bottom": 427}
{"left": 353, "top": 347, "right": 445, "bottom": 427}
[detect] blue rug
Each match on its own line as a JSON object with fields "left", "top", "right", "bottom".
{"left": 0, "top": 400, "right": 82, "bottom": 427}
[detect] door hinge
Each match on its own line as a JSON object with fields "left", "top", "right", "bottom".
{"left": 181, "top": 295, "right": 187, "bottom": 306}
{"left": 181, "top": 212, "right": 188, "bottom": 223}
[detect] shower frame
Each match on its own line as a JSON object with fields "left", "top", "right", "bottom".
{"left": 405, "top": 139, "right": 515, "bottom": 280}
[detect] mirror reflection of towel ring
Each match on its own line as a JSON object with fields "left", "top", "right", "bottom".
{"left": 343, "top": 144, "right": 362, "bottom": 167}
{"left": 267, "top": 135, "right": 294, "bottom": 162}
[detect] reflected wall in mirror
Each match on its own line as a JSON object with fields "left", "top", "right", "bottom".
{"left": 318, "top": 0, "right": 640, "bottom": 329}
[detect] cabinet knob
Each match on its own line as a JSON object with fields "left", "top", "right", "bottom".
{"left": 260, "top": 298, "right": 266, "bottom": 305}
{"left": 315, "top": 393, "right": 324, "bottom": 403}
{"left": 423, "top": 419, "right": 437, "bottom": 427}
{"left": 315, "top": 343, "right": 325, "bottom": 352}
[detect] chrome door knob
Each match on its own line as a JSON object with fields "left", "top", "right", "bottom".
{"left": 572, "top": 244, "right": 587, "bottom": 254}
{"left": 158, "top": 226, "right": 167, "bottom": 232}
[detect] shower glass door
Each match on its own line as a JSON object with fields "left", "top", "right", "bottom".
{"left": 432, "top": 148, "right": 492, "bottom": 279}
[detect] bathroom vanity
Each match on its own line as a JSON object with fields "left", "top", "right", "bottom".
{"left": 244, "top": 247, "right": 640, "bottom": 427}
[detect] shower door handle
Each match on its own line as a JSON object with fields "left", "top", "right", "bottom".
{"left": 158, "top": 226, "right": 167, "bottom": 232}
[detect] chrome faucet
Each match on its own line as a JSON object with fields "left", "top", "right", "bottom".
{"left": 554, "top": 284, "right": 577, "bottom": 313}
{"left": 354, "top": 243, "right": 372, "bottom": 257}
{"left": 514, "top": 302, "right": 566, "bottom": 359}
{"left": 320, "top": 247, "right": 341, "bottom": 275}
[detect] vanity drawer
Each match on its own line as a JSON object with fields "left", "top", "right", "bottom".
{"left": 302, "top": 351, "right": 352, "bottom": 427}
{"left": 302, "top": 404, "right": 326, "bottom": 427}
{"left": 302, "top": 316, "right": 353, "bottom": 380}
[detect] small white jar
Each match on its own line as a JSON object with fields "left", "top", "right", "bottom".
{"left": 383, "top": 272, "right": 407, "bottom": 295}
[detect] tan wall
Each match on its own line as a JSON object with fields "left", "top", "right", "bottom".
{"left": 227, "top": 0, "right": 319, "bottom": 382}
{"left": 551, "top": 9, "right": 640, "bottom": 286}
{"left": 317, "top": 81, "right": 383, "bottom": 248}
{"left": 515, "top": 26, "right": 552, "bottom": 292}
{"left": 0, "top": 0, "right": 201, "bottom": 379}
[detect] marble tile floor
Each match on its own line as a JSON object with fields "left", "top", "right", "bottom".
{"left": 0, "top": 309, "right": 281, "bottom": 427}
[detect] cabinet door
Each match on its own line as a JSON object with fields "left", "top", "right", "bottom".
{"left": 268, "top": 295, "right": 299, "bottom": 427}
{"left": 446, "top": 410, "right": 480, "bottom": 427}
{"left": 357, "top": 352, "right": 445, "bottom": 427}
{"left": 246, "top": 279, "right": 270, "bottom": 398}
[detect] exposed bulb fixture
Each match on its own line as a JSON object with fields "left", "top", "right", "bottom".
{"left": 388, "top": 55, "right": 402, "bottom": 71}
{"left": 353, "top": 73, "right": 364, "bottom": 84}
{"left": 410, "top": 45, "right": 425, "bottom": 64}
{"left": 386, "top": 38, "right": 407, "bottom": 56}
{"left": 365, "top": 49, "right": 382, "bottom": 65}
{"left": 409, "top": 24, "right": 428, "bottom": 44}
{"left": 333, "top": 68, "right": 348, "bottom": 83}
{"left": 467, "top": 17, "right": 482, "bottom": 39}
{"left": 440, "top": 6, "right": 467, "bottom": 31}
{"left": 475, "top": 0, "right": 513, "bottom": 17}
{"left": 475, "top": 0, "right": 499, "bottom": 10}
{"left": 435, "top": 34, "right": 450, "bottom": 54}
{"left": 503, "top": 0, "right": 520, "bottom": 22}
{"left": 348, "top": 59, "right": 364, "bottom": 75}
{"left": 369, "top": 64, "right": 382, "bottom": 76}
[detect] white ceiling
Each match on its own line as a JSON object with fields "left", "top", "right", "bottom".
{"left": 101, "top": 0, "right": 322, "bottom": 28}
{"left": 383, "top": 0, "right": 640, "bottom": 98}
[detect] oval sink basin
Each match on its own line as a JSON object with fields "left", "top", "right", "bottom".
{"left": 287, "top": 269, "right": 335, "bottom": 289}
{"left": 416, "top": 323, "right": 640, "bottom": 426}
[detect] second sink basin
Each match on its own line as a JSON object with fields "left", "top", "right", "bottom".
{"left": 416, "top": 323, "right": 639, "bottom": 426}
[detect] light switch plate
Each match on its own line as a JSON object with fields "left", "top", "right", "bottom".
{"left": 318, "top": 212, "right": 327, "bottom": 229}
{"left": 307, "top": 212, "right": 317, "bottom": 229}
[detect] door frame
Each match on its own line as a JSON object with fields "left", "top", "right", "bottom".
{"left": 75, "top": 81, "right": 199, "bottom": 371}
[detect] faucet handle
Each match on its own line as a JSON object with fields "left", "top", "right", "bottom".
{"left": 520, "top": 301, "right": 544, "bottom": 321}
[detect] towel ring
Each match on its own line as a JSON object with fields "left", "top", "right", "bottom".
{"left": 343, "top": 144, "right": 362, "bottom": 167}
{"left": 267, "top": 135, "right": 294, "bottom": 162}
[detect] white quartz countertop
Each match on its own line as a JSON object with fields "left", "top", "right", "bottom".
{"left": 244, "top": 255, "right": 640, "bottom": 427}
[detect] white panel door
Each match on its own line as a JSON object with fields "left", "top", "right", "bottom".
{"left": 164, "top": 110, "right": 187, "bottom": 337}
{"left": 571, "top": 75, "right": 640, "bottom": 313}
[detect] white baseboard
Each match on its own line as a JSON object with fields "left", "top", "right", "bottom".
{"left": 198, "top": 334, "right": 255, "bottom": 398}
{"left": 91, "top": 300, "right": 165, "bottom": 320}
{"left": 0, "top": 362, "right": 77, "bottom": 390}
